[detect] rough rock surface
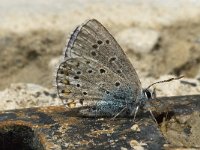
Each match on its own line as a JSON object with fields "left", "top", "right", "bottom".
{"left": 0, "top": 0, "right": 200, "bottom": 149}
{"left": 1, "top": 0, "right": 200, "bottom": 89}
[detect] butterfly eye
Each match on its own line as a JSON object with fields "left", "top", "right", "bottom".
{"left": 144, "top": 90, "right": 152, "bottom": 99}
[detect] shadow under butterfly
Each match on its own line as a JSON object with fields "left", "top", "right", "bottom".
{"left": 56, "top": 19, "right": 200, "bottom": 120}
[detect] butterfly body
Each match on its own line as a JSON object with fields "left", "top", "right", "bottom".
{"left": 86, "top": 86, "right": 148, "bottom": 117}
{"left": 56, "top": 19, "right": 150, "bottom": 117}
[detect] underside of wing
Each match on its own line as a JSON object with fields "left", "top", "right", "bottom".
{"left": 56, "top": 19, "right": 143, "bottom": 107}
{"left": 64, "top": 19, "right": 141, "bottom": 88}
{"left": 56, "top": 57, "right": 136, "bottom": 107}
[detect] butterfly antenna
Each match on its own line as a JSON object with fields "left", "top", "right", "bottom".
{"left": 133, "top": 106, "right": 139, "bottom": 122}
{"left": 146, "top": 76, "right": 184, "bottom": 90}
{"left": 149, "top": 109, "right": 158, "bottom": 125}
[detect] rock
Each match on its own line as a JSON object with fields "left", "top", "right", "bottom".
{"left": 0, "top": 95, "right": 200, "bottom": 149}
{"left": 0, "top": 106, "right": 166, "bottom": 149}
{"left": 0, "top": 83, "right": 62, "bottom": 111}
{"left": 116, "top": 27, "right": 160, "bottom": 54}
{"left": 145, "top": 95, "right": 200, "bottom": 148}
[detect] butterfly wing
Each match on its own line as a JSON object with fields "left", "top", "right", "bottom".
{"left": 64, "top": 19, "right": 141, "bottom": 87}
{"left": 56, "top": 19, "right": 142, "bottom": 108}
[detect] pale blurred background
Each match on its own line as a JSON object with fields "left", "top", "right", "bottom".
{"left": 1, "top": 0, "right": 200, "bottom": 90}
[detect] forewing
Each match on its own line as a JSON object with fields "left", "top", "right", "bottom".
{"left": 64, "top": 19, "right": 141, "bottom": 88}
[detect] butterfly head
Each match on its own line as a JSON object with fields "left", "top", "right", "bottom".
{"left": 135, "top": 88, "right": 155, "bottom": 108}
{"left": 142, "top": 88, "right": 156, "bottom": 101}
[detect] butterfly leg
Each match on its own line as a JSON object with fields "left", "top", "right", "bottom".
{"left": 149, "top": 109, "right": 158, "bottom": 124}
{"left": 111, "top": 107, "right": 127, "bottom": 120}
{"left": 111, "top": 99, "right": 130, "bottom": 120}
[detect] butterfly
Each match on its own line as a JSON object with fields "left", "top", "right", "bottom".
{"left": 56, "top": 19, "right": 156, "bottom": 118}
